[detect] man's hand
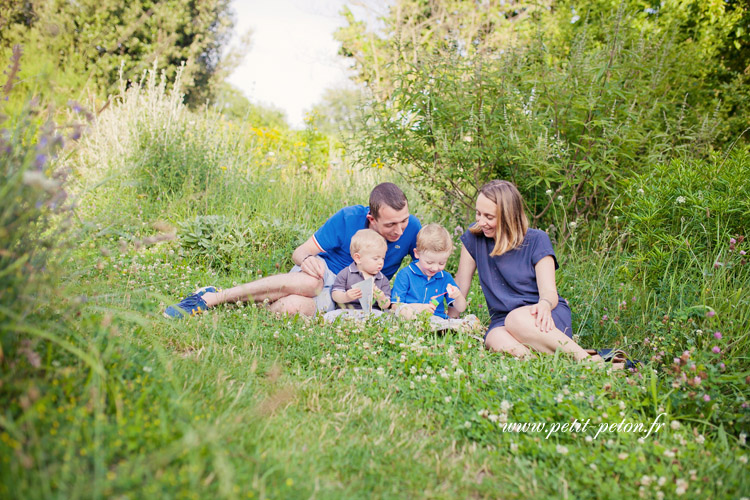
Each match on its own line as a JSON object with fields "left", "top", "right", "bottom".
{"left": 300, "top": 255, "right": 325, "bottom": 280}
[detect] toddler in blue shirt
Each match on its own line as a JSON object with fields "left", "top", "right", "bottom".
{"left": 391, "top": 224, "right": 468, "bottom": 320}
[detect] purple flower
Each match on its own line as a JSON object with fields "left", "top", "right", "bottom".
{"left": 673, "top": 357, "right": 681, "bottom": 365}
{"left": 703, "top": 394, "right": 711, "bottom": 402}
{"left": 719, "top": 363, "right": 726, "bottom": 370}
{"left": 730, "top": 238, "right": 737, "bottom": 244}
{"left": 706, "top": 310, "right": 716, "bottom": 318}
{"left": 712, "top": 346, "right": 721, "bottom": 354}
{"left": 741, "top": 250, "right": 747, "bottom": 256}
{"left": 714, "top": 332, "right": 722, "bottom": 340}
{"left": 602, "top": 315, "right": 609, "bottom": 321}
{"left": 35, "top": 153, "right": 47, "bottom": 168}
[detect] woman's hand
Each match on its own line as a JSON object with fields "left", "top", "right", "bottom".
{"left": 530, "top": 299, "right": 555, "bottom": 333}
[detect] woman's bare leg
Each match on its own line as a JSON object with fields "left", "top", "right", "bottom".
{"left": 504, "top": 306, "right": 590, "bottom": 361}
{"left": 485, "top": 326, "right": 532, "bottom": 358}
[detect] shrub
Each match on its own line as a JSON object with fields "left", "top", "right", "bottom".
{"left": 351, "top": 6, "right": 725, "bottom": 230}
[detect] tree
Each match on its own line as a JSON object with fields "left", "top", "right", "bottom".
{"left": 0, "top": 0, "right": 243, "bottom": 106}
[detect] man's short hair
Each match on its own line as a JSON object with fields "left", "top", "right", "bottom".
{"left": 350, "top": 228, "right": 387, "bottom": 256}
{"left": 416, "top": 224, "right": 453, "bottom": 254}
{"left": 369, "top": 182, "right": 408, "bottom": 219}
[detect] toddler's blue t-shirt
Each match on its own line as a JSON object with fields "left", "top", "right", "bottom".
{"left": 391, "top": 262, "right": 457, "bottom": 319}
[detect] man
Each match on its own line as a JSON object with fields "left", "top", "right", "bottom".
{"left": 164, "top": 182, "right": 421, "bottom": 318}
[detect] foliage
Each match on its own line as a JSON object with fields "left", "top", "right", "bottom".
{"left": 615, "top": 149, "right": 750, "bottom": 286}
{"left": 353, "top": 11, "right": 729, "bottom": 226}
{"left": 0, "top": 46, "right": 90, "bottom": 366}
{"left": 0, "top": 0, "right": 241, "bottom": 106}
{"left": 211, "top": 82, "right": 288, "bottom": 128}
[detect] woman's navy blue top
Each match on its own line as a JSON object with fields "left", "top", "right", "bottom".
{"left": 461, "top": 227, "right": 572, "bottom": 336}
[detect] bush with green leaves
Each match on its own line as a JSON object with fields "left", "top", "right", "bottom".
{"left": 615, "top": 148, "right": 750, "bottom": 287}
{"left": 351, "top": 5, "right": 730, "bottom": 230}
{"left": 0, "top": 46, "right": 90, "bottom": 365}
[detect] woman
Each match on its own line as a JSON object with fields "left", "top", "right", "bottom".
{"left": 454, "top": 180, "right": 600, "bottom": 362}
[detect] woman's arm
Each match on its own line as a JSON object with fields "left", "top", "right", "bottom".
{"left": 448, "top": 245, "right": 476, "bottom": 318}
{"left": 532, "top": 255, "right": 558, "bottom": 332}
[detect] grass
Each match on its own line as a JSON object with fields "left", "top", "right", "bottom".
{"left": 1, "top": 68, "right": 749, "bottom": 499}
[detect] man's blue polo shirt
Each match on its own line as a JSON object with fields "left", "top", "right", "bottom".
{"left": 312, "top": 205, "right": 420, "bottom": 279}
{"left": 391, "top": 262, "right": 457, "bottom": 319}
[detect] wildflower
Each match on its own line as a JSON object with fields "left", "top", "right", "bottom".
{"left": 545, "top": 189, "right": 553, "bottom": 196}
{"left": 706, "top": 310, "right": 716, "bottom": 318}
{"left": 714, "top": 331, "right": 722, "bottom": 339}
{"left": 557, "top": 195, "right": 563, "bottom": 202}
{"left": 670, "top": 420, "right": 680, "bottom": 430}
{"left": 556, "top": 445, "right": 569, "bottom": 455}
{"left": 703, "top": 394, "right": 711, "bottom": 402}
{"left": 570, "top": 14, "right": 580, "bottom": 23}
{"left": 444, "top": 396, "right": 452, "bottom": 403}
{"left": 740, "top": 433, "right": 747, "bottom": 445}
{"left": 463, "top": 135, "right": 473, "bottom": 142}
{"left": 569, "top": 221, "right": 577, "bottom": 229}
{"left": 453, "top": 225, "right": 463, "bottom": 236}
{"left": 675, "top": 479, "right": 688, "bottom": 495}
{"left": 663, "top": 449, "right": 675, "bottom": 458}
{"left": 740, "top": 455, "right": 748, "bottom": 464}
{"left": 712, "top": 346, "right": 721, "bottom": 354}
{"left": 641, "top": 476, "right": 652, "bottom": 486}
{"left": 637, "top": 188, "right": 645, "bottom": 195}
{"left": 464, "top": 421, "right": 472, "bottom": 429}
{"left": 676, "top": 196, "right": 686, "bottom": 204}
{"left": 602, "top": 315, "right": 609, "bottom": 321}
{"left": 618, "top": 452, "right": 628, "bottom": 460}
{"left": 730, "top": 238, "right": 737, "bottom": 244}
{"left": 695, "top": 434, "right": 705, "bottom": 444}
{"left": 509, "top": 441, "right": 518, "bottom": 452}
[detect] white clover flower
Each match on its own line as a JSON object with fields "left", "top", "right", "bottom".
{"left": 500, "top": 400, "right": 511, "bottom": 411}
{"left": 464, "top": 421, "right": 472, "bottom": 429}
{"left": 740, "top": 433, "right": 747, "bottom": 445}
{"left": 557, "top": 195, "right": 564, "bottom": 202}
{"left": 641, "top": 476, "right": 652, "bottom": 486}
{"left": 658, "top": 476, "right": 667, "bottom": 486}
{"left": 444, "top": 396, "right": 452, "bottom": 403}
{"left": 670, "top": 420, "right": 681, "bottom": 430}
{"left": 143, "top": 366, "right": 152, "bottom": 373}
{"left": 740, "top": 455, "right": 748, "bottom": 464}
{"left": 618, "top": 452, "right": 628, "bottom": 460}
{"left": 585, "top": 436, "right": 593, "bottom": 443}
{"left": 556, "top": 445, "right": 569, "bottom": 455}
{"left": 545, "top": 189, "right": 553, "bottom": 196}
{"left": 569, "top": 221, "right": 577, "bottom": 229}
{"left": 488, "top": 414, "right": 499, "bottom": 423}
{"left": 675, "top": 479, "right": 689, "bottom": 496}
{"left": 510, "top": 442, "right": 518, "bottom": 452}
{"left": 463, "top": 135, "right": 473, "bottom": 142}
{"left": 676, "top": 196, "right": 686, "bottom": 204}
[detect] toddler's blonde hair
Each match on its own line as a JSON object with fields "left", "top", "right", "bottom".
{"left": 350, "top": 228, "right": 387, "bottom": 256}
{"left": 416, "top": 224, "right": 453, "bottom": 254}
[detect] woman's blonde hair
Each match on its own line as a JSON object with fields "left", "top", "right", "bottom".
{"left": 470, "top": 180, "right": 529, "bottom": 256}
